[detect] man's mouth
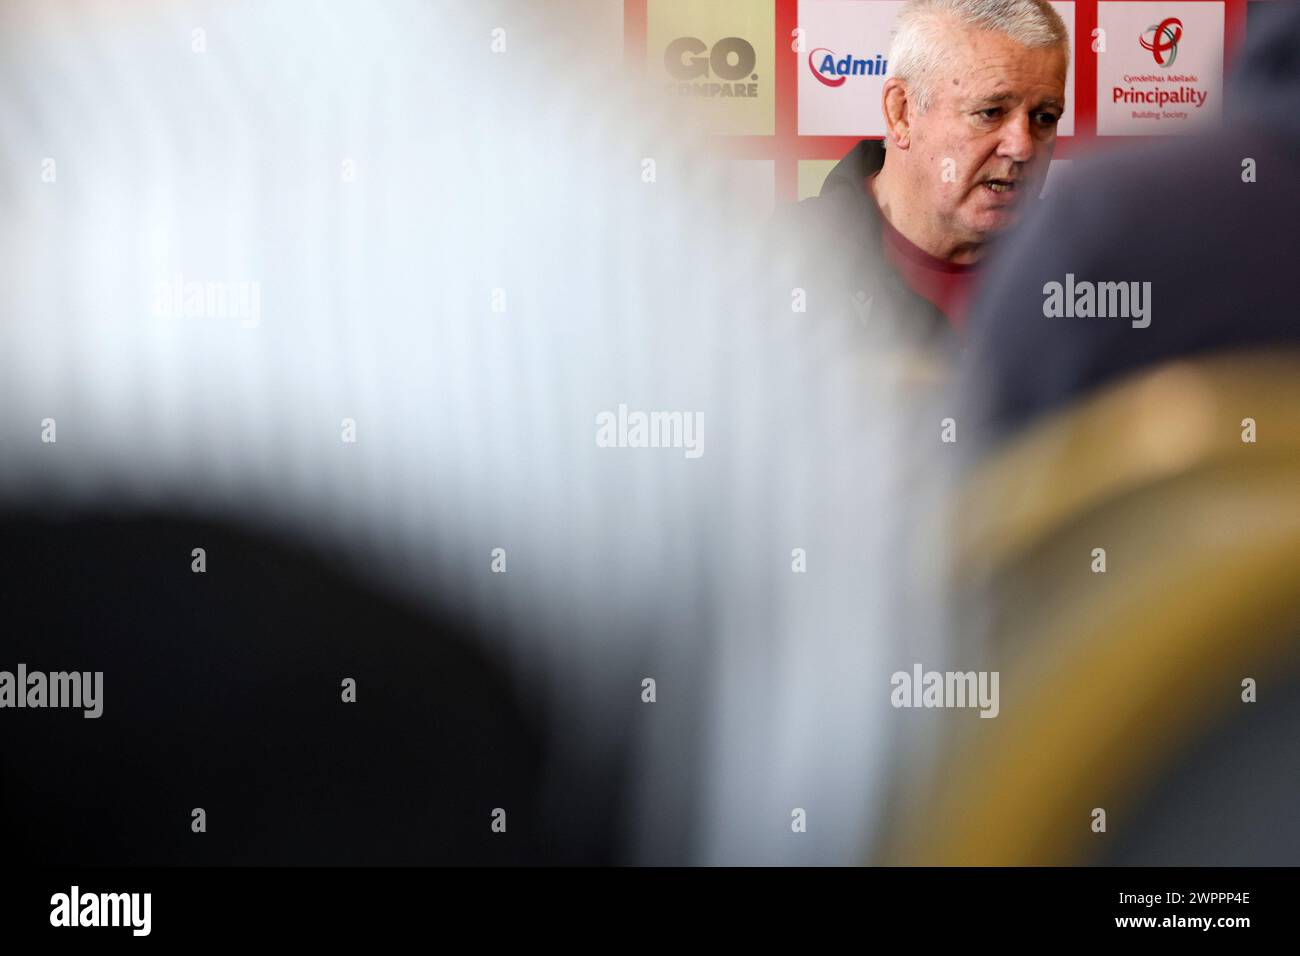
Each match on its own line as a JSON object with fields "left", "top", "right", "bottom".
{"left": 982, "top": 178, "right": 1016, "bottom": 194}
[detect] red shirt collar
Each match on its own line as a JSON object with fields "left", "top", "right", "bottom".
{"left": 866, "top": 174, "right": 980, "bottom": 333}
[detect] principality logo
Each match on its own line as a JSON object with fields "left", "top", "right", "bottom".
{"left": 1139, "top": 17, "right": 1182, "bottom": 67}
{"left": 808, "top": 47, "right": 887, "bottom": 87}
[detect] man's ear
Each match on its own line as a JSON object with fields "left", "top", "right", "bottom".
{"left": 882, "top": 79, "right": 912, "bottom": 149}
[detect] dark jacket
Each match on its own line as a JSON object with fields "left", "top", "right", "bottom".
{"left": 765, "top": 139, "right": 957, "bottom": 361}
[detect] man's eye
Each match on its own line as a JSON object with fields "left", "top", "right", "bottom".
{"left": 977, "top": 108, "right": 1002, "bottom": 119}
{"left": 1035, "top": 112, "right": 1061, "bottom": 126}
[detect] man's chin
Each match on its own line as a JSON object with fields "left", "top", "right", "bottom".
{"left": 967, "top": 205, "right": 1021, "bottom": 238}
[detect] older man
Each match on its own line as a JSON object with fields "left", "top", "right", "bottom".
{"left": 770, "top": 0, "right": 1068, "bottom": 347}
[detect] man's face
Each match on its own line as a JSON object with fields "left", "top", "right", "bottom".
{"left": 906, "top": 25, "right": 1067, "bottom": 244}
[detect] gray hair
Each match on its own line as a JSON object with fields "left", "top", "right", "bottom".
{"left": 888, "top": 0, "right": 1069, "bottom": 115}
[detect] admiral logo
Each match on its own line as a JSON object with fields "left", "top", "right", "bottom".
{"left": 808, "top": 48, "right": 887, "bottom": 87}
{"left": 664, "top": 36, "right": 759, "bottom": 98}
{"left": 1139, "top": 17, "right": 1182, "bottom": 67}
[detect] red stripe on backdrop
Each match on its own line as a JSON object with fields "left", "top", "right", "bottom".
{"left": 624, "top": 0, "right": 646, "bottom": 70}
{"left": 1224, "top": 0, "right": 1247, "bottom": 62}
{"left": 629, "top": 0, "right": 1249, "bottom": 203}
{"left": 1076, "top": 0, "right": 1099, "bottom": 141}
{"left": 774, "top": 0, "right": 800, "bottom": 206}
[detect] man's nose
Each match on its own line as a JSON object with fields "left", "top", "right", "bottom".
{"left": 997, "top": 114, "right": 1035, "bottom": 163}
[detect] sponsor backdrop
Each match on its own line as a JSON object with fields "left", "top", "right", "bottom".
{"left": 626, "top": 0, "right": 1250, "bottom": 205}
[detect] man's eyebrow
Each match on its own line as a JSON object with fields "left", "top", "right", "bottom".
{"left": 965, "top": 91, "right": 1017, "bottom": 106}
{"left": 964, "top": 91, "right": 1065, "bottom": 110}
